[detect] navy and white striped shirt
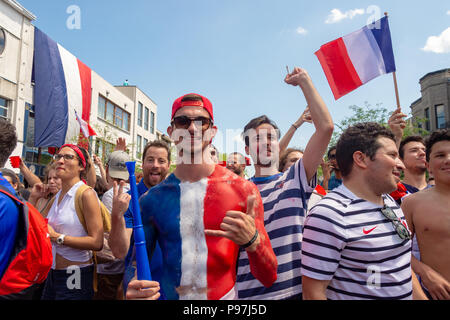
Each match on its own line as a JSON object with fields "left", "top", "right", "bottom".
{"left": 237, "top": 159, "right": 316, "bottom": 299}
{"left": 301, "top": 184, "right": 413, "bottom": 300}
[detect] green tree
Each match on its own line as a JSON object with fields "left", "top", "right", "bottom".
{"left": 330, "top": 102, "right": 389, "bottom": 147}
{"left": 329, "top": 102, "right": 429, "bottom": 149}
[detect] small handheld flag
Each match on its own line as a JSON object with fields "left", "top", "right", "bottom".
{"left": 75, "top": 110, "right": 97, "bottom": 138}
{"left": 315, "top": 15, "right": 396, "bottom": 100}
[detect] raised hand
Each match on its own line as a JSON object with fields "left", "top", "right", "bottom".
{"left": 284, "top": 67, "right": 311, "bottom": 87}
{"left": 29, "top": 183, "right": 50, "bottom": 202}
{"left": 388, "top": 108, "right": 407, "bottom": 137}
{"left": 111, "top": 181, "right": 131, "bottom": 217}
{"left": 115, "top": 138, "right": 127, "bottom": 152}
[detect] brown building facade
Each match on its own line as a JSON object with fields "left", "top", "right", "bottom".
{"left": 410, "top": 69, "right": 450, "bottom": 132}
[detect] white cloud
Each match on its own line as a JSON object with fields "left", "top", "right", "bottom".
{"left": 422, "top": 27, "right": 450, "bottom": 54}
{"left": 447, "top": 10, "right": 450, "bottom": 15}
{"left": 296, "top": 26, "right": 308, "bottom": 35}
{"left": 325, "top": 8, "right": 365, "bottom": 24}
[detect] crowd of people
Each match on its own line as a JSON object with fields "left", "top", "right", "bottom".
{"left": 0, "top": 67, "right": 448, "bottom": 300}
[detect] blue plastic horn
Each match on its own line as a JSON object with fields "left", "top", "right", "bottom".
{"left": 125, "top": 161, "right": 152, "bottom": 281}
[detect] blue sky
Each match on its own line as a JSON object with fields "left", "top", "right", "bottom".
{"left": 19, "top": 0, "right": 450, "bottom": 156}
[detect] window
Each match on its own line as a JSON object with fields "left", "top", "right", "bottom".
{"left": 0, "top": 28, "right": 5, "bottom": 56}
{"left": 123, "top": 112, "right": 130, "bottom": 131}
{"left": 136, "top": 135, "right": 142, "bottom": 158}
{"left": 115, "top": 107, "right": 123, "bottom": 129}
{"left": 98, "top": 96, "right": 106, "bottom": 120}
{"left": 95, "top": 138, "right": 115, "bottom": 162}
{"left": 424, "top": 108, "right": 430, "bottom": 131}
{"left": 144, "top": 107, "right": 149, "bottom": 130}
{"left": 106, "top": 101, "right": 114, "bottom": 123}
{"left": 97, "top": 95, "right": 131, "bottom": 132}
{"left": 138, "top": 102, "right": 143, "bottom": 127}
{"left": 150, "top": 111, "right": 155, "bottom": 134}
{"left": 435, "top": 105, "right": 446, "bottom": 129}
{"left": 143, "top": 138, "right": 148, "bottom": 149}
{"left": 0, "top": 97, "right": 8, "bottom": 120}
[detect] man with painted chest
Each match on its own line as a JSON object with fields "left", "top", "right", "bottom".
{"left": 126, "top": 93, "right": 277, "bottom": 300}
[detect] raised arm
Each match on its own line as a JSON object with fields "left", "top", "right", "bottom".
{"left": 279, "top": 107, "right": 312, "bottom": 154}
{"left": 388, "top": 108, "right": 407, "bottom": 149}
{"left": 285, "top": 67, "right": 334, "bottom": 182}
{"left": 18, "top": 158, "right": 42, "bottom": 187}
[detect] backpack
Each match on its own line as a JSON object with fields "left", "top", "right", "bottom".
{"left": 0, "top": 185, "right": 53, "bottom": 300}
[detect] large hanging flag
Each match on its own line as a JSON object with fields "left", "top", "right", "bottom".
{"left": 33, "top": 27, "right": 92, "bottom": 147}
{"left": 315, "top": 16, "right": 396, "bottom": 100}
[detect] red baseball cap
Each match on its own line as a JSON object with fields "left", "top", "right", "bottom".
{"left": 171, "top": 93, "right": 214, "bottom": 121}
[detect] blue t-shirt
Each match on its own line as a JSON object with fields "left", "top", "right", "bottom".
{"left": 123, "top": 180, "right": 164, "bottom": 296}
{"left": 327, "top": 174, "right": 342, "bottom": 191}
{"left": 0, "top": 173, "right": 20, "bottom": 279}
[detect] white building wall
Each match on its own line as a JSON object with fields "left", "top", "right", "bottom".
{"left": 90, "top": 71, "right": 135, "bottom": 159}
{"left": 115, "top": 85, "right": 158, "bottom": 161}
{"left": 0, "top": 0, "right": 35, "bottom": 172}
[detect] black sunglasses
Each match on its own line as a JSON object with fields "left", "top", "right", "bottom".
{"left": 380, "top": 205, "right": 411, "bottom": 240}
{"left": 171, "top": 116, "right": 212, "bottom": 130}
{"left": 54, "top": 154, "right": 76, "bottom": 161}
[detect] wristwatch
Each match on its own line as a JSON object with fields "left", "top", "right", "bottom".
{"left": 56, "top": 234, "right": 66, "bottom": 245}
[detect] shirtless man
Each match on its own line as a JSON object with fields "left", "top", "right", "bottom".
{"left": 402, "top": 129, "right": 450, "bottom": 300}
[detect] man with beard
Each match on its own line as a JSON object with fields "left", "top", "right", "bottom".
{"left": 226, "top": 152, "right": 247, "bottom": 178}
{"left": 402, "top": 129, "right": 450, "bottom": 300}
{"left": 301, "top": 122, "right": 426, "bottom": 300}
{"left": 126, "top": 93, "right": 277, "bottom": 300}
{"left": 108, "top": 140, "right": 171, "bottom": 298}
{"left": 237, "top": 67, "right": 334, "bottom": 300}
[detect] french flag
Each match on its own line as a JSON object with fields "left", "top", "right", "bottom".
{"left": 75, "top": 110, "right": 96, "bottom": 138}
{"left": 315, "top": 16, "right": 396, "bottom": 100}
{"left": 33, "top": 27, "right": 92, "bottom": 148}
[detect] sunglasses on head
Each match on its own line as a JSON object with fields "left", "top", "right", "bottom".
{"left": 380, "top": 204, "right": 411, "bottom": 240}
{"left": 171, "top": 116, "right": 212, "bottom": 130}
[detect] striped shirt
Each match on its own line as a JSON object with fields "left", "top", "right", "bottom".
{"left": 301, "top": 184, "right": 413, "bottom": 300}
{"left": 237, "top": 159, "right": 316, "bottom": 299}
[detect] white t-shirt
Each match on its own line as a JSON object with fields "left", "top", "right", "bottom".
{"left": 47, "top": 181, "right": 92, "bottom": 269}
{"left": 98, "top": 184, "right": 130, "bottom": 275}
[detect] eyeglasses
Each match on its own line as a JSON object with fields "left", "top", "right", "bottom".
{"left": 380, "top": 205, "right": 411, "bottom": 240}
{"left": 171, "top": 116, "right": 212, "bottom": 130}
{"left": 54, "top": 154, "right": 76, "bottom": 161}
{"left": 328, "top": 154, "right": 336, "bottom": 160}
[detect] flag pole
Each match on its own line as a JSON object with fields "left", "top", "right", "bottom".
{"left": 385, "top": 12, "right": 401, "bottom": 111}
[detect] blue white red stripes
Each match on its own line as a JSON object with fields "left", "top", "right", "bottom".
{"left": 33, "top": 27, "right": 92, "bottom": 148}
{"left": 179, "top": 180, "right": 209, "bottom": 300}
{"left": 315, "top": 16, "right": 396, "bottom": 100}
{"left": 140, "top": 165, "right": 276, "bottom": 300}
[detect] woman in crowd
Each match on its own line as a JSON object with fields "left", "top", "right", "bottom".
{"left": 29, "top": 162, "right": 62, "bottom": 212}
{"left": 39, "top": 144, "right": 103, "bottom": 300}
